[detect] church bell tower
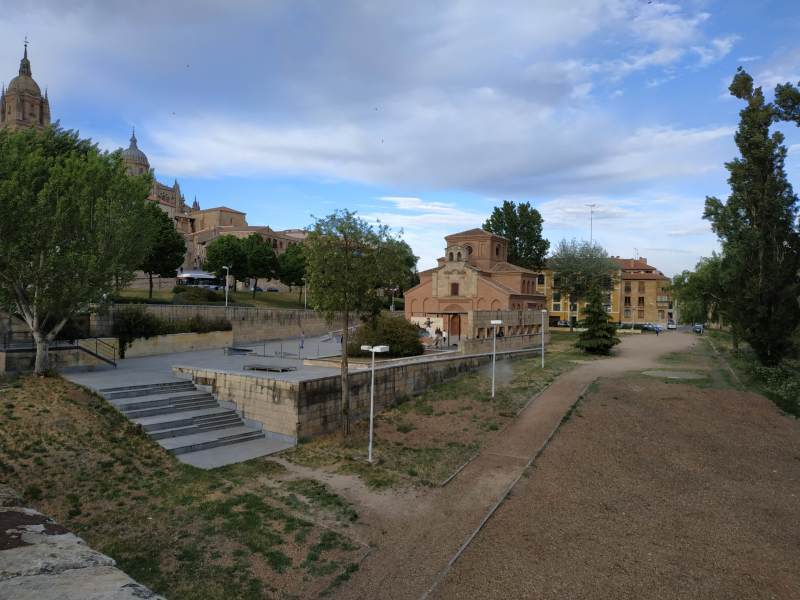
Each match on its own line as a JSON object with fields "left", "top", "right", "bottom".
{"left": 1, "top": 40, "right": 51, "bottom": 131}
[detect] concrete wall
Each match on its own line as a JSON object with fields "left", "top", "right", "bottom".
{"left": 93, "top": 305, "right": 345, "bottom": 344}
{"left": 460, "top": 332, "right": 549, "bottom": 354}
{"left": 123, "top": 330, "right": 233, "bottom": 358}
{"left": 173, "top": 347, "right": 543, "bottom": 441}
{"left": 0, "top": 347, "right": 105, "bottom": 374}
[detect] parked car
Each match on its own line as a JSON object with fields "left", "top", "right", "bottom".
{"left": 556, "top": 320, "right": 571, "bottom": 328}
{"left": 667, "top": 320, "right": 677, "bottom": 330}
{"left": 252, "top": 286, "right": 263, "bottom": 292}
{"left": 266, "top": 287, "right": 280, "bottom": 293}
{"left": 692, "top": 323, "right": 704, "bottom": 334}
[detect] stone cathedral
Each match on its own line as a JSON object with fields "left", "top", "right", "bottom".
{"left": 0, "top": 43, "right": 51, "bottom": 131}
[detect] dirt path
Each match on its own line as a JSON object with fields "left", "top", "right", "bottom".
{"left": 334, "top": 332, "right": 696, "bottom": 600}
{"left": 434, "top": 359, "right": 800, "bottom": 599}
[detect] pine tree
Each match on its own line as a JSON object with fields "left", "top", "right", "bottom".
{"left": 575, "top": 285, "right": 620, "bottom": 355}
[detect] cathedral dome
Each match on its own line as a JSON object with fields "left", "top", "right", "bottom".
{"left": 7, "top": 74, "right": 41, "bottom": 96}
{"left": 121, "top": 129, "right": 150, "bottom": 173}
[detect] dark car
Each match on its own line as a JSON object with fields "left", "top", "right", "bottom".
{"left": 266, "top": 287, "right": 280, "bottom": 293}
{"left": 252, "top": 286, "right": 263, "bottom": 292}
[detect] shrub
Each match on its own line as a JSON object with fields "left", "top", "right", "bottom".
{"left": 172, "top": 287, "right": 225, "bottom": 304}
{"left": 347, "top": 313, "right": 424, "bottom": 358}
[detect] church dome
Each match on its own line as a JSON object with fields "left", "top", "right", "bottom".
{"left": 7, "top": 74, "right": 41, "bottom": 96}
{"left": 121, "top": 129, "right": 150, "bottom": 172}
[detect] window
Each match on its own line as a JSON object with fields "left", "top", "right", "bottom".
{"left": 537, "top": 274, "right": 545, "bottom": 284}
{"left": 457, "top": 252, "right": 462, "bottom": 261}
{"left": 638, "top": 281, "right": 645, "bottom": 293}
{"left": 553, "top": 291, "right": 561, "bottom": 302}
{"left": 449, "top": 252, "right": 454, "bottom": 261}
{"left": 624, "top": 296, "right": 631, "bottom": 307}
{"left": 624, "top": 308, "right": 632, "bottom": 318}
{"left": 638, "top": 308, "right": 645, "bottom": 319}
{"left": 553, "top": 303, "right": 561, "bottom": 312}
{"left": 658, "top": 310, "right": 665, "bottom": 320}
{"left": 638, "top": 297, "right": 645, "bottom": 307}
{"left": 466, "top": 245, "right": 473, "bottom": 255}
{"left": 495, "top": 244, "right": 500, "bottom": 257}
{"left": 624, "top": 282, "right": 631, "bottom": 293}
{"left": 450, "top": 282, "right": 459, "bottom": 296}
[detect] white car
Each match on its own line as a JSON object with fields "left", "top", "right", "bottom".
{"left": 667, "top": 320, "right": 677, "bottom": 330}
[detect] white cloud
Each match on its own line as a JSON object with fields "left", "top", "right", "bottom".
{"left": 692, "top": 36, "right": 739, "bottom": 67}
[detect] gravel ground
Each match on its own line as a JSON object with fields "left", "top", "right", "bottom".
{"left": 333, "top": 332, "right": 700, "bottom": 599}
{"left": 434, "top": 375, "right": 800, "bottom": 599}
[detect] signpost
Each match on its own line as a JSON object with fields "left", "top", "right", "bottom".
{"left": 490, "top": 319, "right": 502, "bottom": 399}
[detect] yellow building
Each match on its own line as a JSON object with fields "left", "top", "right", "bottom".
{"left": 542, "top": 257, "right": 673, "bottom": 326}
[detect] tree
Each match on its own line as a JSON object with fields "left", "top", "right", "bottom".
{"left": 703, "top": 68, "right": 800, "bottom": 365}
{"left": 277, "top": 243, "right": 306, "bottom": 301}
{"left": 574, "top": 285, "right": 620, "bottom": 355}
{"left": 484, "top": 200, "right": 550, "bottom": 269}
{"left": 671, "top": 255, "right": 728, "bottom": 326}
{"left": 140, "top": 202, "right": 186, "bottom": 299}
{"left": 204, "top": 235, "right": 247, "bottom": 291}
{"left": 0, "top": 126, "right": 151, "bottom": 373}
{"left": 241, "top": 234, "right": 277, "bottom": 297}
{"left": 305, "top": 210, "right": 409, "bottom": 435}
{"left": 548, "top": 239, "right": 617, "bottom": 331}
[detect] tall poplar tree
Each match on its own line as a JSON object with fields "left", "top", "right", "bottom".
{"left": 703, "top": 68, "right": 800, "bottom": 365}
{"left": 484, "top": 200, "right": 549, "bottom": 269}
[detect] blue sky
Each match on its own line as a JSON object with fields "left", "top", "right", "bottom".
{"left": 3, "top": 0, "right": 800, "bottom": 275}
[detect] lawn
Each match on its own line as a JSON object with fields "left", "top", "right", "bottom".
{"left": 285, "top": 332, "right": 593, "bottom": 488}
{"left": 0, "top": 375, "right": 363, "bottom": 599}
{"left": 116, "top": 287, "right": 305, "bottom": 310}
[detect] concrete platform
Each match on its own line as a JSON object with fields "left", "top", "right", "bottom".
{"left": 177, "top": 437, "right": 294, "bottom": 469}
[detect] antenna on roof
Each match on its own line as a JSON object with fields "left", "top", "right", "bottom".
{"left": 634, "top": 247, "right": 639, "bottom": 260}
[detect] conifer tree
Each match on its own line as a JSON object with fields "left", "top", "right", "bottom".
{"left": 575, "top": 285, "right": 620, "bottom": 355}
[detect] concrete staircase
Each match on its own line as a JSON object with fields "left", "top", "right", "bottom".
{"left": 98, "top": 380, "right": 266, "bottom": 457}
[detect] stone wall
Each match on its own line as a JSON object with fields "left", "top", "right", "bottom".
{"left": 122, "top": 330, "right": 233, "bottom": 358}
{"left": 0, "top": 347, "right": 105, "bottom": 374}
{"left": 173, "top": 347, "right": 544, "bottom": 441}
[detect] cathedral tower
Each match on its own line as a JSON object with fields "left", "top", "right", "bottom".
{"left": 1, "top": 41, "right": 51, "bottom": 131}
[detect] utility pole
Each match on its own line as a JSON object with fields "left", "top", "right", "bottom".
{"left": 586, "top": 203, "right": 597, "bottom": 244}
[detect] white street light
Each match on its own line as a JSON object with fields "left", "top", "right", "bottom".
{"left": 490, "top": 319, "right": 502, "bottom": 399}
{"left": 361, "top": 344, "right": 390, "bottom": 463}
{"left": 541, "top": 309, "right": 547, "bottom": 368}
{"left": 302, "top": 276, "right": 308, "bottom": 311}
{"left": 222, "top": 266, "right": 231, "bottom": 307}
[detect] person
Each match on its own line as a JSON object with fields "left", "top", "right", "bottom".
{"left": 300, "top": 331, "right": 305, "bottom": 350}
{"left": 656, "top": 326, "right": 660, "bottom": 336}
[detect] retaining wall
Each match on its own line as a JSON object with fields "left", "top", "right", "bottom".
{"left": 0, "top": 347, "right": 105, "bottom": 374}
{"left": 173, "top": 346, "right": 544, "bottom": 441}
{"left": 460, "top": 332, "right": 549, "bottom": 354}
{"left": 122, "top": 330, "right": 233, "bottom": 358}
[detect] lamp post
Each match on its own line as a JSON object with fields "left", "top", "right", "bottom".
{"left": 222, "top": 265, "right": 231, "bottom": 307}
{"left": 490, "top": 319, "right": 502, "bottom": 399}
{"left": 302, "top": 276, "right": 307, "bottom": 311}
{"left": 361, "top": 344, "right": 390, "bottom": 463}
{"left": 541, "top": 309, "right": 547, "bottom": 368}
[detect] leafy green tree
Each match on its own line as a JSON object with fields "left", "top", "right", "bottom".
{"left": 140, "top": 202, "right": 186, "bottom": 299}
{"left": 671, "top": 255, "right": 728, "bottom": 326}
{"left": 483, "top": 200, "right": 550, "bottom": 269}
{"left": 277, "top": 243, "right": 307, "bottom": 300}
{"left": 241, "top": 234, "right": 277, "bottom": 297}
{"left": 204, "top": 235, "right": 247, "bottom": 291}
{"left": 348, "top": 313, "right": 424, "bottom": 358}
{"left": 0, "top": 126, "right": 150, "bottom": 373}
{"left": 575, "top": 285, "right": 620, "bottom": 355}
{"left": 548, "top": 239, "right": 617, "bottom": 331}
{"left": 305, "top": 210, "right": 409, "bottom": 435}
{"left": 703, "top": 68, "right": 800, "bottom": 365}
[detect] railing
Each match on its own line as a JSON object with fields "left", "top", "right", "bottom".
{"left": 78, "top": 338, "right": 117, "bottom": 368}
{"left": 0, "top": 332, "right": 116, "bottom": 368}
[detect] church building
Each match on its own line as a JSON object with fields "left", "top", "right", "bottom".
{"left": 1, "top": 43, "right": 50, "bottom": 131}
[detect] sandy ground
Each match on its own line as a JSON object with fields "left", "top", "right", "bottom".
{"left": 434, "top": 374, "right": 800, "bottom": 599}
{"left": 332, "top": 331, "right": 700, "bottom": 599}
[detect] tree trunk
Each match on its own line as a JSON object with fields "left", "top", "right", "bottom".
{"left": 33, "top": 331, "right": 49, "bottom": 375}
{"left": 148, "top": 272, "right": 154, "bottom": 299}
{"left": 252, "top": 278, "right": 258, "bottom": 298}
{"left": 340, "top": 311, "right": 350, "bottom": 436}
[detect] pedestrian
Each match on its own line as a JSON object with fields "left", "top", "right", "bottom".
{"left": 656, "top": 327, "right": 660, "bottom": 336}
{"left": 300, "top": 330, "right": 305, "bottom": 350}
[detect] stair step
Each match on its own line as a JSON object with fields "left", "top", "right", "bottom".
{"left": 136, "top": 408, "right": 235, "bottom": 431}
{"left": 161, "top": 426, "right": 265, "bottom": 455}
{"left": 116, "top": 392, "right": 213, "bottom": 412}
{"left": 151, "top": 417, "right": 245, "bottom": 440}
{"left": 125, "top": 400, "right": 219, "bottom": 419}
{"left": 102, "top": 381, "right": 196, "bottom": 400}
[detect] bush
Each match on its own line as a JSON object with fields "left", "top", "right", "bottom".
{"left": 747, "top": 362, "right": 800, "bottom": 416}
{"left": 112, "top": 307, "right": 232, "bottom": 357}
{"left": 172, "top": 287, "right": 225, "bottom": 304}
{"left": 347, "top": 313, "right": 424, "bottom": 358}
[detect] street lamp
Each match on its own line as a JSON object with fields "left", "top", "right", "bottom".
{"left": 361, "top": 344, "right": 390, "bottom": 463}
{"left": 490, "top": 319, "right": 502, "bottom": 398}
{"left": 541, "top": 309, "right": 547, "bottom": 368}
{"left": 222, "top": 266, "right": 231, "bottom": 307}
{"left": 302, "top": 276, "right": 308, "bottom": 311}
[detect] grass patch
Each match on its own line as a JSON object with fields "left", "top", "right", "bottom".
{"left": 0, "top": 376, "right": 363, "bottom": 599}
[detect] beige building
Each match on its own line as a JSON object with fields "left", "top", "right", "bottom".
{"left": 1, "top": 44, "right": 51, "bottom": 131}
{"left": 543, "top": 257, "right": 673, "bottom": 326}
{"left": 404, "top": 229, "right": 546, "bottom": 344}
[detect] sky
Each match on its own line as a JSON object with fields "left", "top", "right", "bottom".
{"left": 3, "top": 0, "right": 800, "bottom": 275}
